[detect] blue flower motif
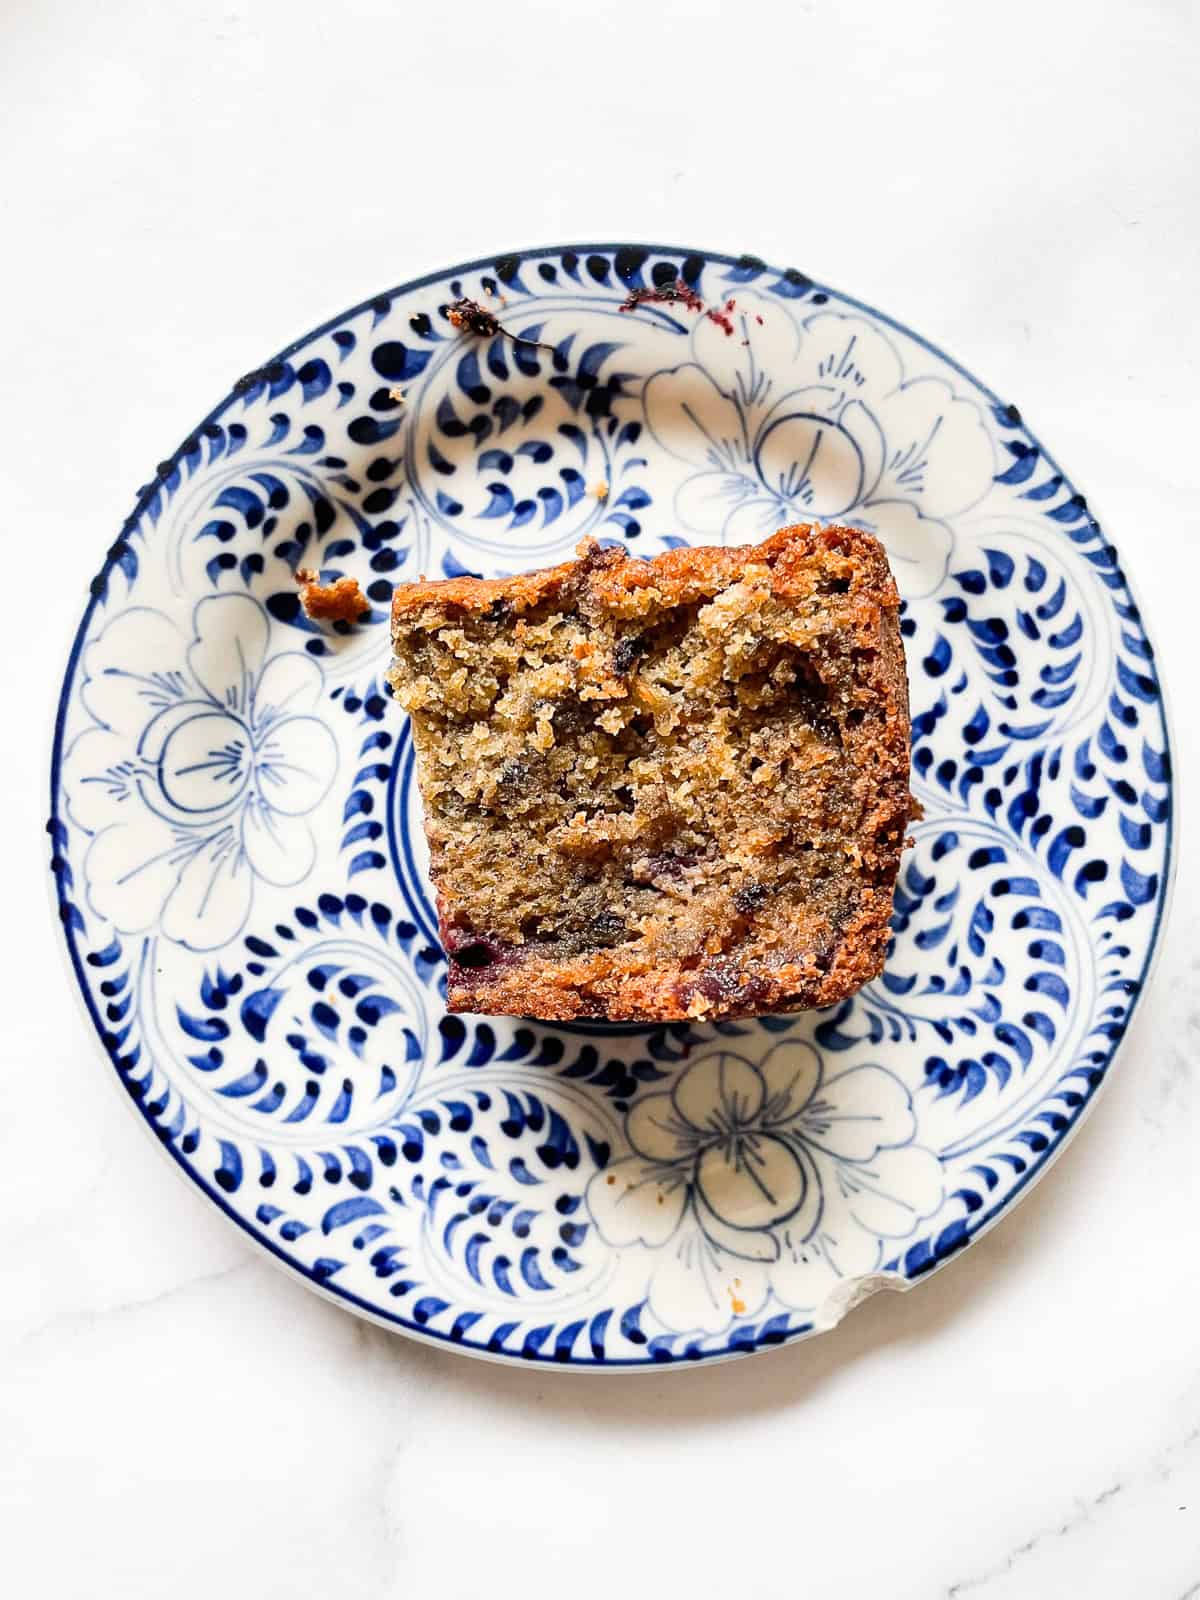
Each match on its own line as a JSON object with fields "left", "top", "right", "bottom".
{"left": 587, "top": 1042, "right": 943, "bottom": 1333}
{"left": 642, "top": 300, "right": 995, "bottom": 597}
{"left": 63, "top": 596, "right": 337, "bottom": 950}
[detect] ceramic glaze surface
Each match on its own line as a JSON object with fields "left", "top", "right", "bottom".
{"left": 48, "top": 244, "right": 1173, "bottom": 1367}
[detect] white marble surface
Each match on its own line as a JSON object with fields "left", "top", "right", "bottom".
{"left": 3, "top": 0, "right": 1199, "bottom": 1594}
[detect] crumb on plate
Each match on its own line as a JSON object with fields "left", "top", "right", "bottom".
{"left": 296, "top": 570, "right": 370, "bottom": 622}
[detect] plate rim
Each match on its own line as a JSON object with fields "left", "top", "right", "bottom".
{"left": 45, "top": 239, "right": 1179, "bottom": 1370}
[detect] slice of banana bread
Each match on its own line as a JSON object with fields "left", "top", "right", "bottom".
{"left": 388, "top": 524, "right": 913, "bottom": 1022}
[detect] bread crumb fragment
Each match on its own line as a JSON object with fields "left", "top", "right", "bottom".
{"left": 296, "top": 570, "right": 370, "bottom": 622}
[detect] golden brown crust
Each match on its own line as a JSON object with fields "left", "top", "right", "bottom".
{"left": 390, "top": 524, "right": 898, "bottom": 623}
{"left": 390, "top": 525, "right": 913, "bottom": 1023}
{"left": 298, "top": 573, "right": 370, "bottom": 622}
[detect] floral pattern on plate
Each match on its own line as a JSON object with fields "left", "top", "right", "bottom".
{"left": 47, "top": 244, "right": 1173, "bottom": 1368}
{"left": 588, "top": 1043, "right": 943, "bottom": 1332}
{"left": 63, "top": 596, "right": 338, "bottom": 950}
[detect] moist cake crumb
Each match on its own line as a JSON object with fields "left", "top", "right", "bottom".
{"left": 388, "top": 524, "right": 915, "bottom": 1022}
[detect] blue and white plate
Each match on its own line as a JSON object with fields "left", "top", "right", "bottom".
{"left": 48, "top": 244, "right": 1174, "bottom": 1367}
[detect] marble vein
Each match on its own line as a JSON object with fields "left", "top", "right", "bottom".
{"left": 945, "top": 1483, "right": 1124, "bottom": 1597}
{"left": 945, "top": 1418, "right": 1200, "bottom": 1596}
{"left": 11, "top": 1256, "right": 253, "bottom": 1353}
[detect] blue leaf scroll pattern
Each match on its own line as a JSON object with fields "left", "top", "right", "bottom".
{"left": 48, "top": 243, "right": 1173, "bottom": 1367}
{"left": 402, "top": 307, "right": 654, "bottom": 569}
{"left": 150, "top": 912, "right": 429, "bottom": 1136}
{"left": 821, "top": 817, "right": 1093, "bottom": 1124}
